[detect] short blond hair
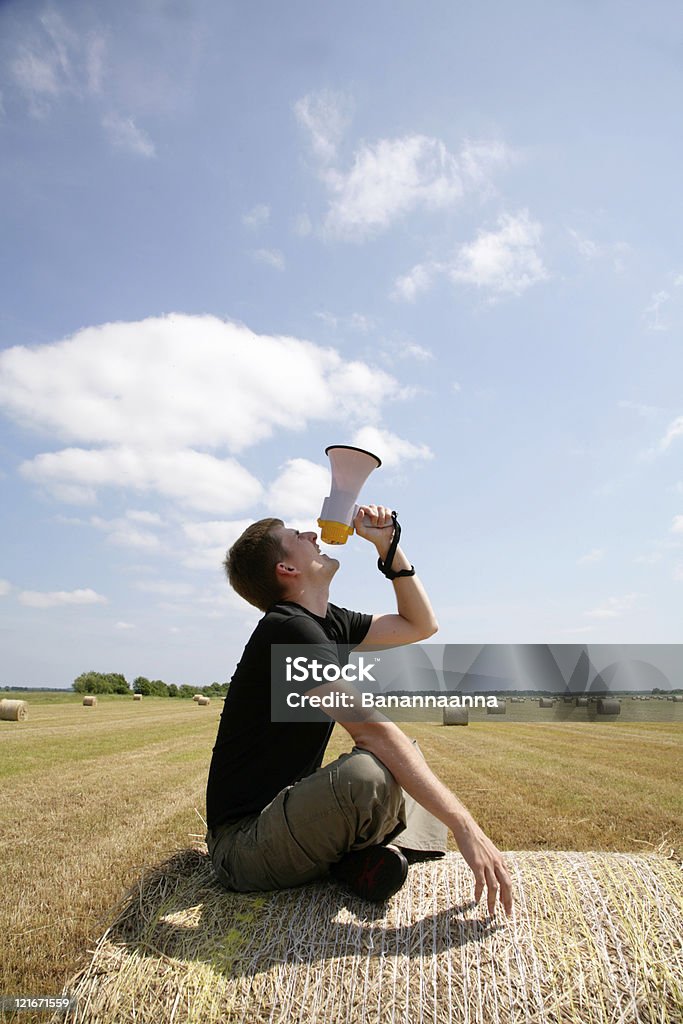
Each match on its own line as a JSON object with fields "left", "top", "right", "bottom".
{"left": 223, "top": 518, "right": 286, "bottom": 611}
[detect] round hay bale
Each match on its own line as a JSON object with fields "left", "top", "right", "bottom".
{"left": 193, "top": 694, "right": 203, "bottom": 702}
{"left": 61, "top": 848, "right": 683, "bottom": 1024}
{"left": 538, "top": 697, "right": 554, "bottom": 708}
{"left": 563, "top": 696, "right": 574, "bottom": 704}
{"left": 672, "top": 694, "right": 683, "bottom": 702}
{"left": 486, "top": 700, "right": 506, "bottom": 714}
{"left": 575, "top": 697, "right": 589, "bottom": 707}
{"left": 442, "top": 708, "right": 468, "bottom": 726}
{"left": 197, "top": 696, "right": 211, "bottom": 706}
{"left": 0, "top": 698, "right": 28, "bottom": 722}
{"left": 133, "top": 693, "right": 142, "bottom": 701}
{"left": 597, "top": 698, "right": 621, "bottom": 715}
{"left": 82, "top": 696, "right": 98, "bottom": 707}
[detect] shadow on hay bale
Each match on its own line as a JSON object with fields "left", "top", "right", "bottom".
{"left": 57, "top": 847, "right": 683, "bottom": 1024}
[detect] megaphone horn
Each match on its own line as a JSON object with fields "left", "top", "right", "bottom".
{"left": 318, "top": 444, "right": 382, "bottom": 545}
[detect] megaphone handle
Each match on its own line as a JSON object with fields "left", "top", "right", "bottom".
{"left": 377, "top": 512, "right": 415, "bottom": 579}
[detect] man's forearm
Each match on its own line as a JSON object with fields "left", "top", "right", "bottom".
{"left": 377, "top": 539, "right": 439, "bottom": 637}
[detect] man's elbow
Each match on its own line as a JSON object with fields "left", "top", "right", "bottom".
{"left": 418, "top": 617, "right": 439, "bottom": 640}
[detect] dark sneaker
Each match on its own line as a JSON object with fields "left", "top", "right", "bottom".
{"left": 331, "top": 844, "right": 409, "bottom": 902}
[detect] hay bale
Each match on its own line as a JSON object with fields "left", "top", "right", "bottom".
{"left": 563, "top": 696, "right": 574, "bottom": 704}
{"left": 0, "top": 698, "right": 28, "bottom": 722}
{"left": 197, "top": 696, "right": 211, "bottom": 706}
{"left": 58, "top": 848, "right": 683, "bottom": 1024}
{"left": 672, "top": 695, "right": 683, "bottom": 703}
{"left": 133, "top": 693, "right": 143, "bottom": 701}
{"left": 575, "top": 697, "right": 589, "bottom": 707}
{"left": 82, "top": 696, "right": 97, "bottom": 707}
{"left": 597, "top": 698, "right": 621, "bottom": 715}
{"left": 539, "top": 697, "right": 554, "bottom": 708}
{"left": 442, "top": 708, "right": 469, "bottom": 726}
{"left": 486, "top": 700, "right": 506, "bottom": 714}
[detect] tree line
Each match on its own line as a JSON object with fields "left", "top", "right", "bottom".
{"left": 72, "top": 672, "right": 229, "bottom": 698}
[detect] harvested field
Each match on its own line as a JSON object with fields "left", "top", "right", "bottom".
{"left": 2, "top": 694, "right": 682, "bottom": 1022}
{"left": 59, "top": 847, "right": 683, "bottom": 1024}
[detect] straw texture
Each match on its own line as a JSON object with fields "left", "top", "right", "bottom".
{"left": 0, "top": 698, "right": 28, "bottom": 721}
{"left": 57, "top": 849, "right": 683, "bottom": 1024}
{"left": 82, "top": 696, "right": 97, "bottom": 707}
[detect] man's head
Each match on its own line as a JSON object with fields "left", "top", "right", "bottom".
{"left": 224, "top": 518, "right": 339, "bottom": 611}
{"left": 223, "top": 518, "right": 287, "bottom": 611}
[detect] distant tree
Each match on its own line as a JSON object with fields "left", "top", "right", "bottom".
{"left": 108, "top": 673, "right": 130, "bottom": 694}
{"left": 133, "top": 676, "right": 152, "bottom": 696}
{"left": 167, "top": 683, "right": 178, "bottom": 698}
{"left": 149, "top": 679, "right": 169, "bottom": 697}
{"left": 178, "top": 684, "right": 195, "bottom": 699}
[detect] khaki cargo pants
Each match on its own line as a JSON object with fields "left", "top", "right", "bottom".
{"left": 206, "top": 743, "right": 447, "bottom": 893}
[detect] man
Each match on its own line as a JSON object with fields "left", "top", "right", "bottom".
{"left": 206, "top": 504, "right": 512, "bottom": 915}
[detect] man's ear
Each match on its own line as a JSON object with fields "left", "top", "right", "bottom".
{"left": 276, "top": 561, "right": 299, "bottom": 579}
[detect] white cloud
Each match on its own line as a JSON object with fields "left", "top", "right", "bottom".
{"left": 567, "top": 229, "right": 630, "bottom": 271}
{"left": 20, "top": 447, "right": 263, "bottom": 515}
{"left": 658, "top": 416, "right": 683, "bottom": 452}
{"left": 447, "top": 211, "right": 548, "bottom": 297}
{"left": 253, "top": 248, "right": 285, "bottom": 271}
{"left": 11, "top": 9, "right": 106, "bottom": 115}
{"left": 91, "top": 512, "right": 163, "bottom": 550}
{"left": 392, "top": 263, "right": 438, "bottom": 303}
{"left": 115, "top": 621, "right": 135, "bottom": 630}
{"left": 294, "top": 89, "right": 352, "bottom": 165}
{"left": 350, "top": 426, "right": 434, "bottom": 469}
{"left": 394, "top": 211, "right": 547, "bottom": 303}
{"left": 180, "top": 518, "right": 253, "bottom": 570}
{"left": 643, "top": 290, "right": 670, "bottom": 332}
{"left": 266, "top": 459, "right": 330, "bottom": 519}
{"left": 242, "top": 204, "right": 270, "bottom": 229}
{"left": 19, "top": 588, "right": 107, "bottom": 609}
{"left": 674, "top": 565, "right": 683, "bottom": 582}
{"left": 323, "top": 136, "right": 510, "bottom": 241}
{"left": 0, "top": 314, "right": 407, "bottom": 514}
{"left": 295, "top": 91, "right": 512, "bottom": 241}
{"left": 315, "top": 311, "right": 377, "bottom": 334}
{"left": 671, "top": 516, "right": 683, "bottom": 534}
{"left": 393, "top": 341, "right": 434, "bottom": 361}
{"left": 584, "top": 593, "right": 637, "bottom": 619}
{"left": 324, "top": 135, "right": 465, "bottom": 239}
{"left": 126, "top": 510, "right": 163, "bottom": 525}
{"left": 102, "top": 113, "right": 155, "bottom": 158}
{"left": 578, "top": 548, "right": 604, "bottom": 565}
{"left": 0, "top": 579, "right": 12, "bottom": 597}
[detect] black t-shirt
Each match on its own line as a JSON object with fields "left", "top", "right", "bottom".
{"left": 206, "top": 601, "right": 372, "bottom": 829}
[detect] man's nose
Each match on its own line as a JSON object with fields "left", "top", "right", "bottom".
{"left": 303, "top": 531, "right": 318, "bottom": 543}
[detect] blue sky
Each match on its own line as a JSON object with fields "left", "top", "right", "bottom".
{"left": 1, "top": 0, "right": 682, "bottom": 689}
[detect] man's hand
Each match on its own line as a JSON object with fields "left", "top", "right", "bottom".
{"left": 451, "top": 813, "right": 513, "bottom": 917}
{"left": 354, "top": 504, "right": 394, "bottom": 559}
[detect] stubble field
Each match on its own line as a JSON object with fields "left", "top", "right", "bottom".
{"left": 1, "top": 692, "right": 681, "bottom": 1017}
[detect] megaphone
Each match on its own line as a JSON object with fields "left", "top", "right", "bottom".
{"left": 318, "top": 444, "right": 382, "bottom": 544}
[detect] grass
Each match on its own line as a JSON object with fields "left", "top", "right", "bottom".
{"left": 1, "top": 691, "right": 681, "bottom": 1019}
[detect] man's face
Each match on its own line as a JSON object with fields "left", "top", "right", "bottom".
{"left": 275, "top": 526, "right": 339, "bottom": 580}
